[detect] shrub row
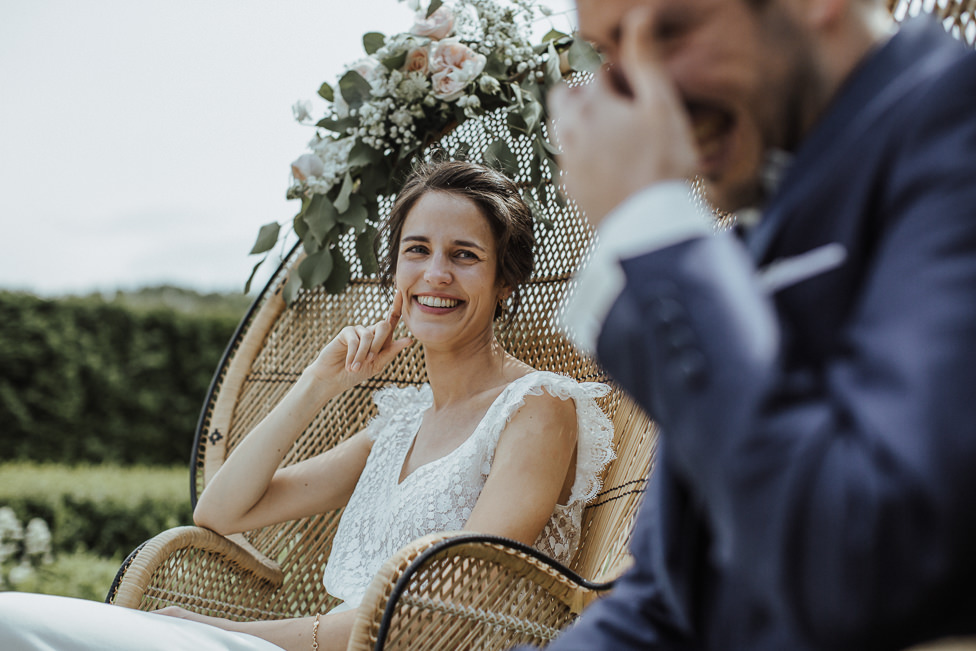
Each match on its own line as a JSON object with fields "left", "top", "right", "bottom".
{"left": 0, "top": 462, "right": 192, "bottom": 560}
{"left": 0, "top": 290, "right": 244, "bottom": 465}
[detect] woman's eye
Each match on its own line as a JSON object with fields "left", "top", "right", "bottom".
{"left": 404, "top": 245, "right": 428, "bottom": 255}
{"left": 455, "top": 250, "right": 479, "bottom": 260}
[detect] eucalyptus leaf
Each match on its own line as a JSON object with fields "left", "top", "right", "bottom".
{"left": 249, "top": 222, "right": 280, "bottom": 255}
{"left": 299, "top": 248, "right": 334, "bottom": 287}
{"left": 542, "top": 28, "right": 569, "bottom": 43}
{"left": 484, "top": 139, "right": 519, "bottom": 178}
{"left": 521, "top": 98, "right": 543, "bottom": 134}
{"left": 339, "top": 70, "right": 372, "bottom": 109}
{"left": 244, "top": 255, "right": 267, "bottom": 294}
{"left": 334, "top": 173, "right": 354, "bottom": 213}
{"left": 282, "top": 269, "right": 303, "bottom": 305}
{"left": 348, "top": 140, "right": 381, "bottom": 167}
{"left": 356, "top": 225, "right": 380, "bottom": 276}
{"left": 324, "top": 246, "right": 352, "bottom": 295}
{"left": 316, "top": 116, "right": 357, "bottom": 133}
{"left": 484, "top": 51, "right": 508, "bottom": 78}
{"left": 568, "top": 37, "right": 602, "bottom": 73}
{"left": 338, "top": 195, "right": 368, "bottom": 232}
{"left": 507, "top": 110, "right": 527, "bottom": 136}
{"left": 426, "top": 0, "right": 443, "bottom": 18}
{"left": 545, "top": 43, "right": 562, "bottom": 88}
{"left": 318, "top": 82, "right": 335, "bottom": 102}
{"left": 382, "top": 51, "right": 407, "bottom": 70}
{"left": 363, "top": 32, "right": 385, "bottom": 55}
{"left": 304, "top": 194, "right": 338, "bottom": 246}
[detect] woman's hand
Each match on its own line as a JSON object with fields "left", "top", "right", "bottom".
{"left": 309, "top": 290, "right": 413, "bottom": 391}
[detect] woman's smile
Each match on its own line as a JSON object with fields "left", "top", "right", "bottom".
{"left": 395, "top": 190, "right": 504, "bottom": 348}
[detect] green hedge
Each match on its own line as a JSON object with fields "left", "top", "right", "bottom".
{"left": 0, "top": 462, "right": 192, "bottom": 559}
{"left": 0, "top": 290, "right": 244, "bottom": 465}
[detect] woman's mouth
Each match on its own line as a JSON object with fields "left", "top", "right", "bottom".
{"left": 415, "top": 295, "right": 461, "bottom": 309}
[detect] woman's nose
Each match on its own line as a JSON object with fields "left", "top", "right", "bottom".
{"left": 423, "top": 254, "right": 452, "bottom": 285}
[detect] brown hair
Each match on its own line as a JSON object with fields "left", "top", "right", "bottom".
{"left": 379, "top": 160, "right": 535, "bottom": 321}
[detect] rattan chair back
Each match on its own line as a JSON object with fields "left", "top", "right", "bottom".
{"left": 187, "top": 100, "right": 657, "bottom": 620}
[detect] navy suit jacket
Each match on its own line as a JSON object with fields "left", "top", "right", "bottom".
{"left": 537, "top": 18, "right": 976, "bottom": 651}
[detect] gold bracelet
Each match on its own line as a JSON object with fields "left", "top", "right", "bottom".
{"left": 311, "top": 613, "right": 321, "bottom": 651}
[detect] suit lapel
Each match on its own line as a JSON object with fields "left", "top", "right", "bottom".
{"left": 745, "top": 17, "right": 965, "bottom": 265}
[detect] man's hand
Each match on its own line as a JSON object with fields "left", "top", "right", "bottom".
{"left": 549, "top": 7, "right": 698, "bottom": 226}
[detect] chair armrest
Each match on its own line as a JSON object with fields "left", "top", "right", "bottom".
{"left": 107, "top": 525, "right": 283, "bottom": 614}
{"left": 348, "top": 532, "right": 612, "bottom": 651}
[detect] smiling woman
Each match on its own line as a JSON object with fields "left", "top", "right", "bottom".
{"left": 0, "top": 160, "right": 615, "bottom": 651}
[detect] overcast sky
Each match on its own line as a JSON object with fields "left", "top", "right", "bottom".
{"left": 0, "top": 0, "right": 574, "bottom": 297}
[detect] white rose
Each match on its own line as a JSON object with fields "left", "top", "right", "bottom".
{"left": 410, "top": 6, "right": 455, "bottom": 41}
{"left": 290, "top": 153, "right": 325, "bottom": 181}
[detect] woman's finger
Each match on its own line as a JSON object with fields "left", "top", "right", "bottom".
{"left": 350, "top": 325, "right": 374, "bottom": 371}
{"left": 341, "top": 327, "right": 360, "bottom": 371}
{"left": 388, "top": 289, "right": 404, "bottom": 328}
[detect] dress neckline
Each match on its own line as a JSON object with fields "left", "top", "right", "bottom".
{"left": 395, "top": 370, "right": 546, "bottom": 487}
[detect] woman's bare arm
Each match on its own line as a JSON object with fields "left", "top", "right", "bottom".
{"left": 194, "top": 293, "right": 411, "bottom": 535}
{"left": 463, "top": 391, "right": 579, "bottom": 545}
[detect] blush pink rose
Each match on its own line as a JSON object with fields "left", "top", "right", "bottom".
{"left": 428, "top": 38, "right": 483, "bottom": 74}
{"left": 430, "top": 48, "right": 486, "bottom": 101}
{"left": 410, "top": 6, "right": 454, "bottom": 40}
{"left": 404, "top": 45, "right": 429, "bottom": 74}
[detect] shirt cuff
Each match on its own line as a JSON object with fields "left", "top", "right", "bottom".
{"left": 559, "top": 181, "right": 712, "bottom": 354}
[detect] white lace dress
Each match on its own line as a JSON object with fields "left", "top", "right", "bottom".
{"left": 0, "top": 372, "right": 613, "bottom": 650}
{"left": 322, "top": 370, "right": 615, "bottom": 612}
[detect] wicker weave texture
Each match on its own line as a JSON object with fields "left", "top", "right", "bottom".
{"left": 113, "top": 94, "right": 657, "bottom": 625}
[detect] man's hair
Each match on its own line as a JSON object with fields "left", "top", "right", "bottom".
{"left": 379, "top": 160, "right": 535, "bottom": 321}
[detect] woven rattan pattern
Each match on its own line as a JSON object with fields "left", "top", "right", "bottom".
{"left": 158, "top": 93, "right": 659, "bottom": 623}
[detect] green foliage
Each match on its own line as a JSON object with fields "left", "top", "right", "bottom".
{"left": 0, "top": 462, "right": 191, "bottom": 559}
{"left": 0, "top": 289, "right": 244, "bottom": 466}
{"left": 7, "top": 550, "right": 122, "bottom": 601}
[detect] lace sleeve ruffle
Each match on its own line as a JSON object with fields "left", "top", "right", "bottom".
{"left": 365, "top": 384, "right": 432, "bottom": 442}
{"left": 489, "top": 372, "right": 616, "bottom": 506}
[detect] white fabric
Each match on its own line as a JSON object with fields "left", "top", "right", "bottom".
{"left": 559, "top": 181, "right": 711, "bottom": 354}
{"left": 0, "top": 592, "right": 282, "bottom": 651}
{"left": 322, "top": 370, "right": 615, "bottom": 612}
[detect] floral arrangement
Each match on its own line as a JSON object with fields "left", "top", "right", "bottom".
{"left": 247, "top": 0, "right": 600, "bottom": 299}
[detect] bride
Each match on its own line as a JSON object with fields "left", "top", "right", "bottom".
{"left": 0, "top": 160, "right": 614, "bottom": 651}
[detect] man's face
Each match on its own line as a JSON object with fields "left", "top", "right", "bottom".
{"left": 576, "top": 0, "right": 818, "bottom": 212}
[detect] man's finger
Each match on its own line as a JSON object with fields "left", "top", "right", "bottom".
{"left": 618, "top": 6, "right": 664, "bottom": 102}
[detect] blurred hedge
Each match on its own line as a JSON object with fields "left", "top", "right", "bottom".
{"left": 0, "top": 462, "right": 191, "bottom": 559}
{"left": 0, "top": 289, "right": 246, "bottom": 466}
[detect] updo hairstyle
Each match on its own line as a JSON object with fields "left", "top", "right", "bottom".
{"left": 379, "top": 160, "right": 535, "bottom": 321}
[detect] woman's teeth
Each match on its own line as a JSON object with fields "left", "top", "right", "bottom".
{"left": 417, "top": 296, "right": 460, "bottom": 308}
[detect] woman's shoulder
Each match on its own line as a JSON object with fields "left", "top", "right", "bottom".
{"left": 500, "top": 370, "right": 616, "bottom": 504}
{"left": 504, "top": 369, "right": 611, "bottom": 404}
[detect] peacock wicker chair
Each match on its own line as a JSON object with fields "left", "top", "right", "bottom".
{"left": 106, "top": 71, "right": 659, "bottom": 647}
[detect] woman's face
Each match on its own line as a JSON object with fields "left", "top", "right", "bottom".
{"left": 395, "top": 191, "right": 507, "bottom": 351}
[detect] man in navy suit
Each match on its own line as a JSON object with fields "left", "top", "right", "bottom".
{"left": 526, "top": 0, "right": 976, "bottom": 648}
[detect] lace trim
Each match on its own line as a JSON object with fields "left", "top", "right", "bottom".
{"left": 481, "top": 371, "right": 615, "bottom": 505}
{"left": 365, "top": 384, "right": 433, "bottom": 442}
